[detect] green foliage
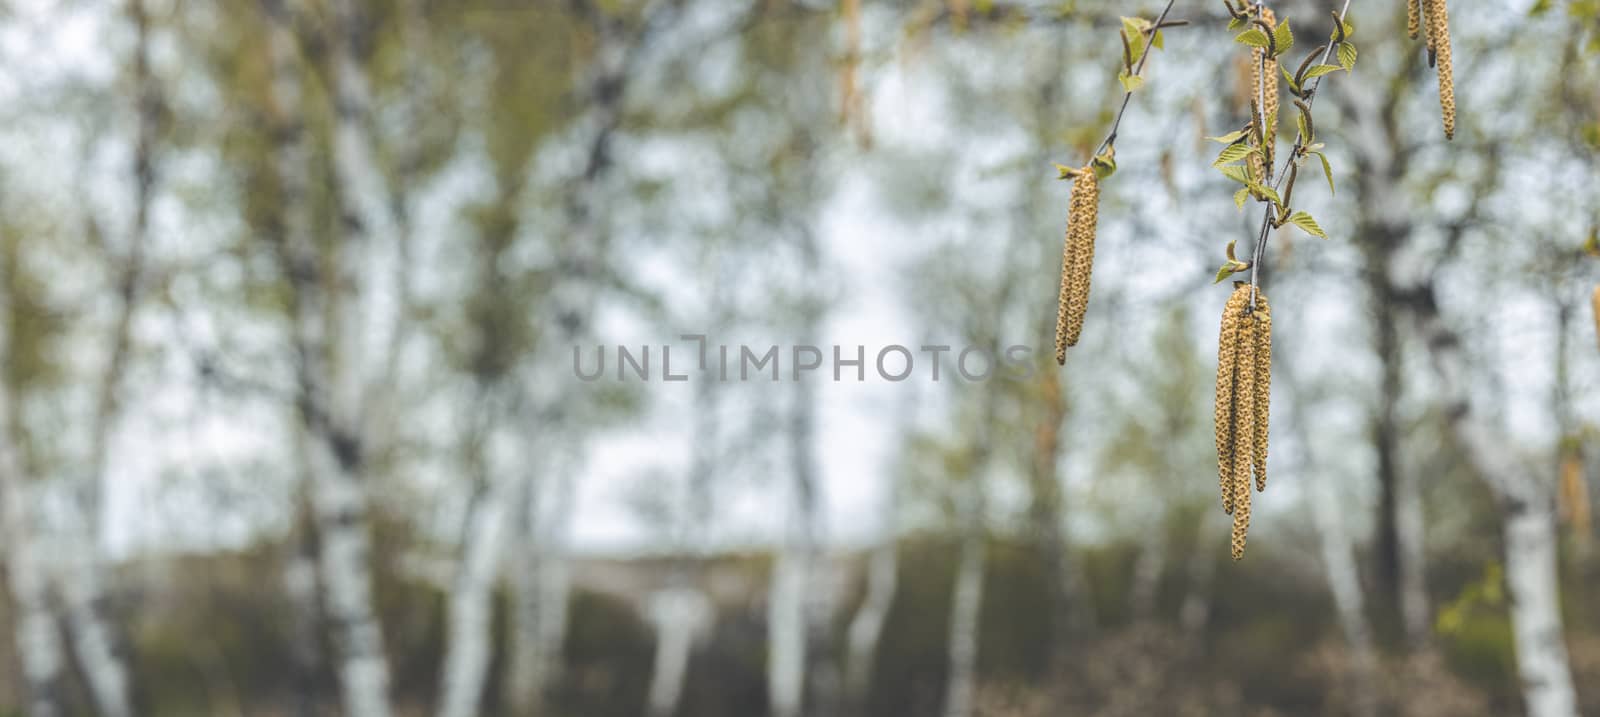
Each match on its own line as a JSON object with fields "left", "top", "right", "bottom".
{"left": 1285, "top": 211, "right": 1328, "bottom": 238}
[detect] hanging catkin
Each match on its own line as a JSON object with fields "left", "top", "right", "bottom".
{"left": 1250, "top": 6, "right": 1279, "bottom": 179}
{"left": 1054, "top": 166, "right": 1100, "bottom": 363}
{"left": 1424, "top": 0, "right": 1456, "bottom": 139}
{"left": 1214, "top": 287, "right": 1248, "bottom": 514}
{"left": 1407, "top": 0, "right": 1421, "bottom": 40}
{"left": 1230, "top": 298, "right": 1259, "bottom": 561}
{"left": 1216, "top": 285, "right": 1273, "bottom": 559}
{"left": 1251, "top": 294, "right": 1272, "bottom": 492}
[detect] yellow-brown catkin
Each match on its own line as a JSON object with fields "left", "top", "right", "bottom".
{"left": 1407, "top": 0, "right": 1421, "bottom": 40}
{"left": 1251, "top": 7, "right": 1279, "bottom": 175}
{"left": 1054, "top": 167, "right": 1100, "bottom": 363}
{"left": 1215, "top": 288, "right": 1248, "bottom": 514}
{"left": 1590, "top": 285, "right": 1600, "bottom": 352}
{"left": 1251, "top": 294, "right": 1272, "bottom": 493}
{"left": 1425, "top": 0, "right": 1456, "bottom": 139}
{"left": 1231, "top": 294, "right": 1259, "bottom": 561}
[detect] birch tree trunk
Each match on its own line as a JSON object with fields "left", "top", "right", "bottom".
{"left": 1179, "top": 515, "right": 1223, "bottom": 638}
{"left": 1282, "top": 364, "right": 1378, "bottom": 717}
{"left": 500, "top": 3, "right": 684, "bottom": 710}
{"left": 265, "top": 2, "right": 391, "bottom": 714}
{"left": 0, "top": 257, "right": 66, "bottom": 716}
{"left": 942, "top": 374, "right": 1003, "bottom": 717}
{"left": 645, "top": 588, "right": 712, "bottom": 717}
{"left": 1341, "top": 64, "right": 1579, "bottom": 716}
{"left": 770, "top": 374, "right": 819, "bottom": 717}
{"left": 55, "top": 3, "right": 160, "bottom": 714}
{"left": 1411, "top": 296, "right": 1579, "bottom": 717}
{"left": 843, "top": 389, "right": 914, "bottom": 713}
{"left": 437, "top": 389, "right": 510, "bottom": 717}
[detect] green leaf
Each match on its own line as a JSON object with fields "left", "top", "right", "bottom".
{"left": 1235, "top": 28, "right": 1271, "bottom": 48}
{"left": 1092, "top": 151, "right": 1117, "bottom": 179}
{"left": 1122, "top": 17, "right": 1148, "bottom": 60}
{"left": 1234, "top": 186, "right": 1251, "bottom": 209}
{"left": 1273, "top": 19, "right": 1294, "bottom": 57}
{"left": 1214, "top": 259, "right": 1251, "bottom": 284}
{"left": 1228, "top": 16, "right": 1245, "bottom": 31}
{"left": 1213, "top": 143, "right": 1258, "bottom": 166}
{"left": 1287, "top": 210, "right": 1328, "bottom": 238}
{"left": 1055, "top": 163, "right": 1081, "bottom": 180}
{"left": 1281, "top": 64, "right": 1301, "bottom": 95}
{"left": 1118, "top": 71, "right": 1145, "bottom": 92}
{"left": 1302, "top": 63, "right": 1342, "bottom": 81}
{"left": 1310, "top": 151, "right": 1335, "bottom": 195}
{"left": 1337, "top": 42, "right": 1358, "bottom": 71}
{"left": 1248, "top": 182, "right": 1282, "bottom": 207}
{"left": 1208, "top": 129, "right": 1251, "bottom": 144}
{"left": 1152, "top": 29, "right": 1165, "bottom": 49}
{"left": 1218, "top": 164, "right": 1252, "bottom": 185}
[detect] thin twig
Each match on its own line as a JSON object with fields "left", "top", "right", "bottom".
{"left": 1090, "top": 0, "right": 1179, "bottom": 158}
{"left": 1248, "top": 0, "right": 1353, "bottom": 306}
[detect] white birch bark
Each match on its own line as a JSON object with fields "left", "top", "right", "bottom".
{"left": 55, "top": 3, "right": 158, "bottom": 714}
{"left": 942, "top": 383, "right": 1001, "bottom": 717}
{"left": 438, "top": 389, "right": 527, "bottom": 717}
{"left": 843, "top": 391, "right": 915, "bottom": 712}
{"left": 644, "top": 588, "right": 712, "bottom": 717}
{"left": 1411, "top": 288, "right": 1578, "bottom": 717}
{"left": 265, "top": 2, "right": 391, "bottom": 715}
{"left": 941, "top": 528, "right": 985, "bottom": 717}
{"left": 768, "top": 545, "right": 808, "bottom": 717}
{"left": 0, "top": 273, "right": 65, "bottom": 715}
{"left": 1283, "top": 369, "right": 1378, "bottom": 717}
{"left": 1343, "top": 68, "right": 1581, "bottom": 715}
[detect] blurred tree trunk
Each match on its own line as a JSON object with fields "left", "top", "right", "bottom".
{"left": 498, "top": 0, "right": 673, "bottom": 707}
{"left": 1282, "top": 360, "right": 1379, "bottom": 717}
{"left": 1410, "top": 291, "right": 1579, "bottom": 717}
{"left": 265, "top": 1, "right": 393, "bottom": 714}
{"left": 843, "top": 391, "right": 915, "bottom": 714}
{"left": 1343, "top": 61, "right": 1581, "bottom": 712}
{"left": 57, "top": 3, "right": 160, "bottom": 715}
{"left": 1361, "top": 232, "right": 1431, "bottom": 649}
{"left": 770, "top": 371, "right": 819, "bottom": 717}
{"left": 943, "top": 368, "right": 1001, "bottom": 717}
{"left": 1179, "top": 515, "right": 1222, "bottom": 638}
{"left": 0, "top": 248, "right": 66, "bottom": 716}
{"left": 645, "top": 587, "right": 712, "bottom": 717}
{"left": 437, "top": 384, "right": 507, "bottom": 717}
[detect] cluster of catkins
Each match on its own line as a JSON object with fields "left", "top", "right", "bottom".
{"left": 1215, "top": 284, "right": 1272, "bottom": 560}
{"left": 1054, "top": 165, "right": 1101, "bottom": 364}
{"left": 1409, "top": 0, "right": 1456, "bottom": 139}
{"left": 1249, "top": 6, "right": 1279, "bottom": 185}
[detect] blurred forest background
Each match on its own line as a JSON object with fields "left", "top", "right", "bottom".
{"left": 0, "top": 0, "right": 1597, "bottom": 715}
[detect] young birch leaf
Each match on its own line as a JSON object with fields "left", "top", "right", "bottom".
{"left": 1310, "top": 151, "right": 1335, "bottom": 194}
{"left": 1228, "top": 16, "right": 1245, "bottom": 30}
{"left": 1153, "top": 29, "right": 1165, "bottom": 49}
{"left": 1273, "top": 20, "right": 1294, "bottom": 57}
{"left": 1302, "top": 64, "right": 1342, "bottom": 80}
{"left": 1235, "top": 28, "right": 1271, "bottom": 48}
{"left": 1281, "top": 64, "right": 1301, "bottom": 95}
{"left": 1214, "top": 143, "right": 1258, "bottom": 166}
{"left": 1337, "top": 42, "right": 1358, "bottom": 71}
{"left": 1288, "top": 210, "right": 1328, "bottom": 238}
{"left": 1119, "top": 71, "right": 1145, "bottom": 92}
{"left": 1208, "top": 129, "right": 1251, "bottom": 144}
{"left": 1234, "top": 186, "right": 1251, "bottom": 209}
{"left": 1219, "top": 164, "right": 1252, "bottom": 185}
{"left": 1249, "top": 183, "right": 1281, "bottom": 206}
{"left": 1214, "top": 259, "right": 1251, "bottom": 284}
